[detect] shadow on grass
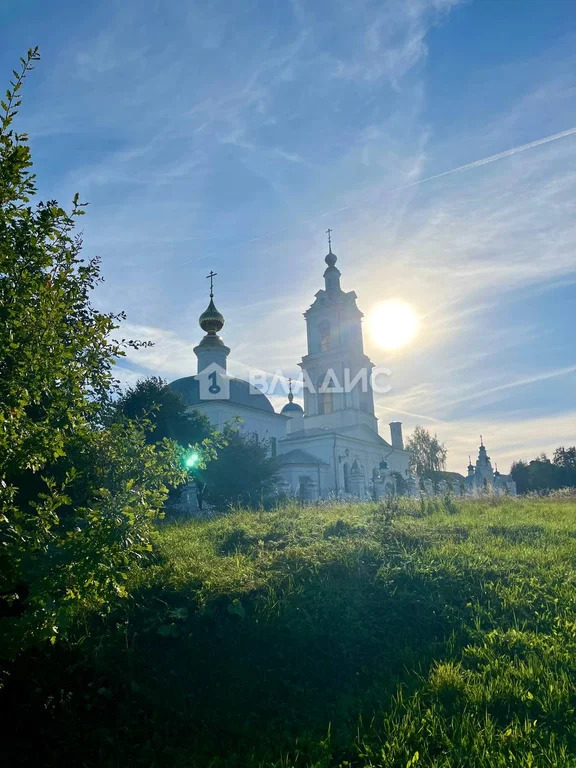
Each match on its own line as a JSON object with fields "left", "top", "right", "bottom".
{"left": 2, "top": 538, "right": 484, "bottom": 768}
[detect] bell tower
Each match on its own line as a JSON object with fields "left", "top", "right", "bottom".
{"left": 299, "top": 232, "right": 377, "bottom": 432}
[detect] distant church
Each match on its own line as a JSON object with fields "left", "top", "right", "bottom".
{"left": 169, "top": 237, "right": 412, "bottom": 500}
{"left": 464, "top": 438, "right": 516, "bottom": 496}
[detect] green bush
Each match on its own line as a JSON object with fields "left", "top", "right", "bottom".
{"left": 0, "top": 51, "right": 185, "bottom": 655}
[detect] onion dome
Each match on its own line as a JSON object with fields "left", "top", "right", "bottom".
{"left": 199, "top": 298, "right": 224, "bottom": 334}
{"left": 281, "top": 378, "right": 304, "bottom": 414}
{"left": 324, "top": 227, "right": 337, "bottom": 266}
{"left": 325, "top": 249, "right": 337, "bottom": 268}
{"left": 323, "top": 228, "right": 341, "bottom": 293}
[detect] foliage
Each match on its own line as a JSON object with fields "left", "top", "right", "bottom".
{"left": 4, "top": 496, "right": 576, "bottom": 767}
{"left": 554, "top": 446, "right": 576, "bottom": 470}
{"left": 0, "top": 51, "right": 184, "bottom": 655}
{"left": 511, "top": 446, "right": 576, "bottom": 493}
{"left": 406, "top": 424, "right": 448, "bottom": 478}
{"left": 111, "top": 376, "right": 213, "bottom": 447}
{"left": 199, "top": 423, "right": 279, "bottom": 509}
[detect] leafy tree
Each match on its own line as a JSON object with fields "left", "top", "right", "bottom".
{"left": 199, "top": 424, "right": 278, "bottom": 509}
{"left": 112, "top": 376, "right": 213, "bottom": 447}
{"left": 406, "top": 426, "right": 447, "bottom": 480}
{"left": 510, "top": 460, "right": 530, "bottom": 494}
{"left": 553, "top": 446, "right": 576, "bottom": 487}
{"left": 511, "top": 448, "right": 576, "bottom": 494}
{"left": 0, "top": 50, "right": 184, "bottom": 654}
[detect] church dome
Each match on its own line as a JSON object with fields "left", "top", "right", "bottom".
{"left": 325, "top": 249, "right": 337, "bottom": 268}
{"left": 169, "top": 375, "right": 275, "bottom": 413}
{"left": 281, "top": 378, "right": 303, "bottom": 415}
{"left": 199, "top": 298, "right": 224, "bottom": 334}
{"left": 281, "top": 400, "right": 303, "bottom": 414}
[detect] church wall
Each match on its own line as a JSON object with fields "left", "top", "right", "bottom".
{"left": 188, "top": 402, "right": 288, "bottom": 447}
{"left": 278, "top": 433, "right": 411, "bottom": 498}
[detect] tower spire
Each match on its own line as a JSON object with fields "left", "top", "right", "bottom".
{"left": 288, "top": 377, "right": 294, "bottom": 403}
{"left": 323, "top": 228, "right": 340, "bottom": 290}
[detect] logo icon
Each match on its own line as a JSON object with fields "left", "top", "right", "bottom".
{"left": 197, "top": 363, "right": 230, "bottom": 400}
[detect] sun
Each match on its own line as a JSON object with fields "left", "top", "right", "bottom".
{"left": 368, "top": 300, "right": 419, "bottom": 350}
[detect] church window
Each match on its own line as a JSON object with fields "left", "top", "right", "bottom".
{"left": 319, "top": 321, "right": 331, "bottom": 352}
{"left": 317, "top": 374, "right": 334, "bottom": 414}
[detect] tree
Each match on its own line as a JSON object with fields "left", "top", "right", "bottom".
{"left": 112, "top": 377, "right": 213, "bottom": 447}
{"left": 199, "top": 424, "right": 278, "bottom": 509}
{"left": 406, "top": 426, "right": 447, "bottom": 479}
{"left": 0, "top": 51, "right": 184, "bottom": 655}
{"left": 510, "top": 460, "right": 530, "bottom": 494}
{"left": 511, "top": 448, "right": 576, "bottom": 494}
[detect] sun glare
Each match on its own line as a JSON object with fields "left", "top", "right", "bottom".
{"left": 368, "top": 300, "right": 419, "bottom": 350}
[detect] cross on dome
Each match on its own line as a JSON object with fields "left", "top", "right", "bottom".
{"left": 206, "top": 270, "right": 217, "bottom": 298}
{"left": 199, "top": 269, "right": 224, "bottom": 334}
{"left": 324, "top": 228, "right": 338, "bottom": 269}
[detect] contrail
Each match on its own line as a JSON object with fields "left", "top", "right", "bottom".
{"left": 403, "top": 126, "right": 576, "bottom": 188}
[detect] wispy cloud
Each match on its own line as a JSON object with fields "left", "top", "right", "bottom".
{"left": 9, "top": 0, "right": 574, "bottom": 470}
{"left": 443, "top": 366, "right": 576, "bottom": 409}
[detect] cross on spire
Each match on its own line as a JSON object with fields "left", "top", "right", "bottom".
{"left": 326, "top": 228, "right": 333, "bottom": 253}
{"left": 206, "top": 270, "right": 217, "bottom": 298}
{"left": 480, "top": 434, "right": 484, "bottom": 447}
{"left": 288, "top": 377, "right": 293, "bottom": 402}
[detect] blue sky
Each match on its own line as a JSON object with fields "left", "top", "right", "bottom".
{"left": 3, "top": 0, "right": 575, "bottom": 471}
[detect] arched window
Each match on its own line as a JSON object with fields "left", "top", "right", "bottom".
{"left": 317, "top": 374, "right": 333, "bottom": 414}
{"left": 319, "top": 321, "right": 331, "bottom": 352}
{"left": 343, "top": 462, "right": 351, "bottom": 493}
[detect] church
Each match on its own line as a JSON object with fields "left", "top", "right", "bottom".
{"left": 169, "top": 237, "right": 412, "bottom": 500}
{"left": 464, "top": 438, "right": 517, "bottom": 496}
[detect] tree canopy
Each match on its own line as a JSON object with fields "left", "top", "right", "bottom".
{"left": 199, "top": 424, "right": 279, "bottom": 509}
{"left": 112, "top": 376, "right": 213, "bottom": 447}
{"left": 511, "top": 447, "right": 576, "bottom": 494}
{"left": 0, "top": 50, "right": 185, "bottom": 655}
{"left": 405, "top": 426, "right": 448, "bottom": 479}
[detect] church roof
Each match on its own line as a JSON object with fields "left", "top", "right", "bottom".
{"left": 170, "top": 375, "right": 276, "bottom": 414}
{"left": 276, "top": 449, "right": 329, "bottom": 466}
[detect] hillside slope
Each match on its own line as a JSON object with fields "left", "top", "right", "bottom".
{"left": 5, "top": 496, "right": 576, "bottom": 767}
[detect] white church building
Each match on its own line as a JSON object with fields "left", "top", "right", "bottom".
{"left": 464, "top": 438, "right": 517, "bottom": 496}
{"left": 169, "top": 241, "right": 412, "bottom": 500}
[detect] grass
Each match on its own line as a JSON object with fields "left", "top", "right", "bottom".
{"left": 4, "top": 495, "right": 576, "bottom": 766}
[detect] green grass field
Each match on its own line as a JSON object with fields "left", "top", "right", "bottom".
{"left": 6, "top": 495, "right": 576, "bottom": 767}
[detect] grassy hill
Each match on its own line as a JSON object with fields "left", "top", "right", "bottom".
{"left": 5, "top": 495, "right": 576, "bottom": 767}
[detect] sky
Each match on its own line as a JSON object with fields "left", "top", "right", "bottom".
{"left": 2, "top": 0, "right": 576, "bottom": 472}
